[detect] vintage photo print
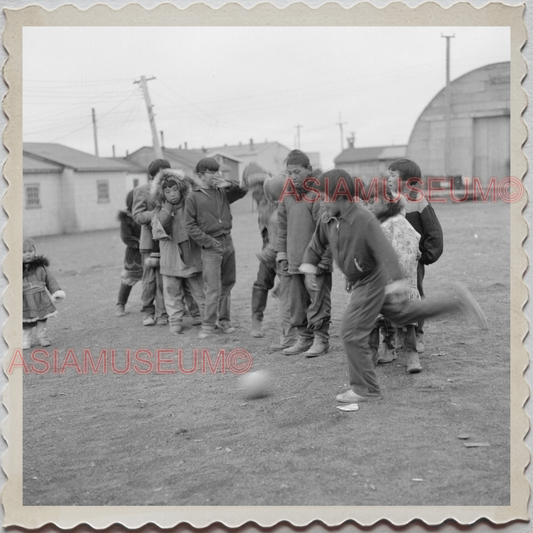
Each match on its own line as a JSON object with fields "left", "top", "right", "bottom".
{"left": 1, "top": 1, "right": 529, "bottom": 530}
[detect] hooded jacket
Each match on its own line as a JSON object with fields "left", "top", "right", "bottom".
{"left": 150, "top": 172, "right": 202, "bottom": 278}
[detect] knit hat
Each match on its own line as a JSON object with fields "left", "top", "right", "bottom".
{"left": 263, "top": 173, "right": 288, "bottom": 204}
{"left": 243, "top": 162, "right": 269, "bottom": 187}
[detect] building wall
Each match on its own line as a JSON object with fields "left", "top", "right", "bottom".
{"left": 24, "top": 169, "right": 128, "bottom": 236}
{"left": 230, "top": 144, "right": 290, "bottom": 176}
{"left": 71, "top": 171, "right": 128, "bottom": 233}
{"left": 23, "top": 172, "right": 63, "bottom": 237}
{"left": 407, "top": 62, "right": 510, "bottom": 185}
{"left": 126, "top": 171, "right": 148, "bottom": 192}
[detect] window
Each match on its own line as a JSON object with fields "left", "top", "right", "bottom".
{"left": 97, "top": 180, "right": 110, "bottom": 203}
{"left": 25, "top": 184, "right": 41, "bottom": 209}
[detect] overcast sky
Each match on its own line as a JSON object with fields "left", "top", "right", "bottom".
{"left": 23, "top": 26, "right": 510, "bottom": 169}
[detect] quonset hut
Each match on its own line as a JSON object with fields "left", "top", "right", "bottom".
{"left": 407, "top": 61, "right": 510, "bottom": 187}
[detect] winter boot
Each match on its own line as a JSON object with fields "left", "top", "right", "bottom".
{"left": 282, "top": 337, "right": 313, "bottom": 356}
{"left": 415, "top": 332, "right": 425, "bottom": 353}
{"left": 37, "top": 329, "right": 51, "bottom": 347}
{"left": 406, "top": 352, "right": 422, "bottom": 373}
{"left": 169, "top": 322, "right": 183, "bottom": 335}
{"left": 23, "top": 329, "right": 32, "bottom": 350}
{"left": 303, "top": 337, "right": 329, "bottom": 358}
{"left": 251, "top": 317, "right": 264, "bottom": 338}
{"left": 377, "top": 343, "right": 397, "bottom": 364}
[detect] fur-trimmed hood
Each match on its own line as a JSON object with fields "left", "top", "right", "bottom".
{"left": 150, "top": 168, "right": 192, "bottom": 206}
{"left": 23, "top": 255, "right": 49, "bottom": 270}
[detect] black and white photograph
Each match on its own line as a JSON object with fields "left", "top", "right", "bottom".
{"left": 1, "top": 0, "right": 530, "bottom": 530}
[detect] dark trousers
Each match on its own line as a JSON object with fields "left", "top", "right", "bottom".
{"left": 252, "top": 260, "right": 277, "bottom": 321}
{"left": 289, "top": 272, "right": 331, "bottom": 341}
{"left": 140, "top": 251, "right": 167, "bottom": 319}
{"left": 200, "top": 235, "right": 236, "bottom": 329}
{"left": 117, "top": 282, "right": 133, "bottom": 306}
{"left": 417, "top": 261, "right": 425, "bottom": 336}
{"left": 342, "top": 267, "right": 461, "bottom": 397}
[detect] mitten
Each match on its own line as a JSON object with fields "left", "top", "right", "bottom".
{"left": 145, "top": 252, "right": 160, "bottom": 268}
{"left": 51, "top": 290, "right": 66, "bottom": 303}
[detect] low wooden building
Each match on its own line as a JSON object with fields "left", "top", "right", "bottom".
{"left": 23, "top": 143, "right": 132, "bottom": 237}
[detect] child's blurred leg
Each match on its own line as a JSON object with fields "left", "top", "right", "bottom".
{"left": 116, "top": 282, "right": 132, "bottom": 316}
{"left": 217, "top": 237, "right": 236, "bottom": 332}
{"left": 271, "top": 279, "right": 281, "bottom": 299}
{"left": 270, "top": 273, "right": 297, "bottom": 351}
{"left": 338, "top": 272, "right": 385, "bottom": 400}
{"left": 23, "top": 324, "right": 33, "bottom": 350}
{"left": 154, "top": 268, "right": 168, "bottom": 325}
{"left": 303, "top": 272, "right": 332, "bottom": 357}
{"left": 162, "top": 275, "right": 185, "bottom": 334}
{"left": 282, "top": 274, "right": 314, "bottom": 355}
{"left": 376, "top": 316, "right": 398, "bottom": 364}
{"left": 416, "top": 262, "right": 425, "bottom": 352}
{"left": 251, "top": 261, "right": 276, "bottom": 338}
{"left": 402, "top": 324, "right": 422, "bottom": 373}
{"left": 141, "top": 251, "right": 158, "bottom": 325}
{"left": 369, "top": 325, "right": 380, "bottom": 366}
{"left": 35, "top": 319, "right": 50, "bottom": 347}
{"left": 200, "top": 247, "right": 223, "bottom": 336}
{"left": 182, "top": 279, "right": 200, "bottom": 323}
{"left": 185, "top": 273, "right": 205, "bottom": 327}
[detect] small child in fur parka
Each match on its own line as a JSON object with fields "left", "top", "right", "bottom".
{"left": 23, "top": 239, "right": 66, "bottom": 349}
{"left": 151, "top": 169, "right": 205, "bottom": 334}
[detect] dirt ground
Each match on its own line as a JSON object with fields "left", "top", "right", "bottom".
{"left": 21, "top": 200, "right": 510, "bottom": 506}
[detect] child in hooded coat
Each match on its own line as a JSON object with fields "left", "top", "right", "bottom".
{"left": 23, "top": 238, "right": 66, "bottom": 349}
{"left": 116, "top": 189, "right": 143, "bottom": 317}
{"left": 151, "top": 169, "right": 205, "bottom": 334}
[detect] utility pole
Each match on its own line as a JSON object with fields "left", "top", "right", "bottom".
{"left": 134, "top": 75, "right": 163, "bottom": 159}
{"left": 337, "top": 113, "right": 347, "bottom": 151}
{"left": 160, "top": 130, "right": 165, "bottom": 149}
{"left": 442, "top": 34, "right": 455, "bottom": 178}
{"left": 91, "top": 108, "right": 99, "bottom": 157}
{"left": 295, "top": 124, "right": 302, "bottom": 150}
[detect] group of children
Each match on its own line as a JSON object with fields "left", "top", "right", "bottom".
{"left": 22, "top": 150, "right": 488, "bottom": 403}
{"left": 116, "top": 157, "right": 248, "bottom": 338}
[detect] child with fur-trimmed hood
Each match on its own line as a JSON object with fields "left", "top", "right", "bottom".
{"left": 151, "top": 169, "right": 205, "bottom": 334}
{"left": 23, "top": 238, "right": 66, "bottom": 349}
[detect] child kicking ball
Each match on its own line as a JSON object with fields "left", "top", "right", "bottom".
{"left": 300, "top": 169, "right": 488, "bottom": 404}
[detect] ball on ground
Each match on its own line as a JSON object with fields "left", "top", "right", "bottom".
{"left": 240, "top": 370, "right": 271, "bottom": 399}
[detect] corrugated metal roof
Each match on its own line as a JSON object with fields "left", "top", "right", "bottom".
{"left": 334, "top": 145, "right": 406, "bottom": 164}
{"left": 23, "top": 142, "right": 129, "bottom": 172}
{"left": 379, "top": 146, "right": 407, "bottom": 160}
{"left": 206, "top": 141, "right": 290, "bottom": 157}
